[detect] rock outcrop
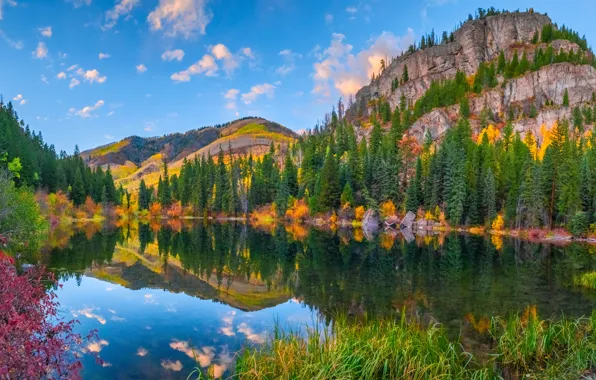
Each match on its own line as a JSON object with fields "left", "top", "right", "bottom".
{"left": 407, "top": 63, "right": 596, "bottom": 143}
{"left": 355, "top": 11, "right": 552, "bottom": 111}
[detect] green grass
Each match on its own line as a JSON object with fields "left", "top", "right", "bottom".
{"left": 188, "top": 309, "right": 596, "bottom": 379}
{"left": 235, "top": 313, "right": 492, "bottom": 379}
{"left": 574, "top": 271, "right": 596, "bottom": 290}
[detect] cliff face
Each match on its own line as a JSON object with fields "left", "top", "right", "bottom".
{"left": 352, "top": 11, "right": 595, "bottom": 145}
{"left": 408, "top": 63, "right": 596, "bottom": 143}
{"left": 355, "top": 11, "right": 551, "bottom": 110}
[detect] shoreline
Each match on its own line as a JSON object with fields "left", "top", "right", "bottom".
{"left": 55, "top": 214, "right": 596, "bottom": 245}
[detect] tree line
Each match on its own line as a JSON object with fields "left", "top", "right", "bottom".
{"left": 0, "top": 99, "right": 121, "bottom": 207}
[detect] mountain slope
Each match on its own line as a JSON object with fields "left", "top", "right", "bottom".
{"left": 82, "top": 117, "right": 298, "bottom": 189}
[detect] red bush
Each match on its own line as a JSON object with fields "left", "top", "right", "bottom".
{"left": 0, "top": 251, "right": 91, "bottom": 379}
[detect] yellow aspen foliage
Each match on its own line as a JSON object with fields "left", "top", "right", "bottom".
{"left": 491, "top": 214, "right": 505, "bottom": 231}
{"left": 523, "top": 130, "right": 538, "bottom": 160}
{"left": 380, "top": 233, "right": 395, "bottom": 250}
{"left": 491, "top": 235, "right": 503, "bottom": 251}
{"left": 424, "top": 210, "right": 434, "bottom": 221}
{"left": 380, "top": 200, "right": 397, "bottom": 218}
{"left": 476, "top": 124, "right": 500, "bottom": 145}
{"left": 537, "top": 123, "right": 552, "bottom": 160}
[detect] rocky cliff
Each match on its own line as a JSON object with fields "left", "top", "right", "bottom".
{"left": 352, "top": 10, "right": 595, "bottom": 144}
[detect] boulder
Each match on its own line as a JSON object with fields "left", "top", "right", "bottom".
{"left": 400, "top": 211, "right": 416, "bottom": 230}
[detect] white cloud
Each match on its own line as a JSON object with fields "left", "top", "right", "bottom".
{"left": 276, "top": 64, "right": 295, "bottom": 76}
{"left": 104, "top": 134, "right": 114, "bottom": 140}
{"left": 12, "top": 94, "right": 27, "bottom": 105}
{"left": 161, "top": 360, "right": 182, "bottom": 372}
{"left": 57, "top": 71, "right": 66, "bottom": 79}
{"left": 58, "top": 52, "right": 67, "bottom": 59}
{"left": 136, "top": 64, "right": 147, "bottom": 73}
{"left": 99, "top": 52, "right": 110, "bottom": 59}
{"left": 148, "top": 0, "right": 212, "bottom": 39}
{"left": 107, "top": 111, "right": 115, "bottom": 116}
{"left": 69, "top": 78, "right": 80, "bottom": 89}
{"left": 0, "top": 29, "right": 23, "bottom": 49}
{"left": 325, "top": 14, "right": 333, "bottom": 24}
{"left": 137, "top": 347, "right": 148, "bottom": 357}
{"left": 39, "top": 26, "right": 52, "bottom": 38}
{"left": 69, "top": 100, "right": 104, "bottom": 118}
{"left": 0, "top": 0, "right": 17, "bottom": 20}
{"left": 211, "top": 43, "right": 240, "bottom": 75}
{"left": 66, "top": 64, "right": 78, "bottom": 71}
{"left": 87, "top": 339, "right": 109, "bottom": 353}
{"left": 41, "top": 74, "right": 49, "bottom": 84}
{"left": 73, "top": 306, "right": 106, "bottom": 324}
{"left": 171, "top": 54, "right": 217, "bottom": 82}
{"left": 346, "top": 6, "right": 357, "bottom": 13}
{"left": 242, "top": 47, "right": 254, "bottom": 59}
{"left": 276, "top": 49, "right": 301, "bottom": 76}
{"left": 76, "top": 68, "right": 107, "bottom": 84}
{"left": 312, "top": 30, "right": 415, "bottom": 98}
{"left": 223, "top": 89, "right": 239, "bottom": 110}
{"left": 223, "top": 88, "right": 239, "bottom": 100}
{"left": 33, "top": 41, "right": 48, "bottom": 59}
{"left": 104, "top": 0, "right": 139, "bottom": 29}
{"left": 65, "top": 0, "right": 91, "bottom": 8}
{"left": 241, "top": 83, "right": 275, "bottom": 104}
{"left": 237, "top": 322, "right": 266, "bottom": 344}
{"left": 161, "top": 48, "right": 184, "bottom": 61}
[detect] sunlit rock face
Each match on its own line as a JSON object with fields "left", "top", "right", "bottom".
{"left": 353, "top": 11, "right": 596, "bottom": 143}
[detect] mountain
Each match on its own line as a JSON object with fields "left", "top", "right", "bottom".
{"left": 351, "top": 9, "right": 595, "bottom": 143}
{"left": 82, "top": 117, "right": 298, "bottom": 189}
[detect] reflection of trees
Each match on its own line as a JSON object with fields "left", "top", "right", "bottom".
{"left": 46, "top": 222, "right": 596, "bottom": 323}
{"left": 44, "top": 228, "right": 122, "bottom": 282}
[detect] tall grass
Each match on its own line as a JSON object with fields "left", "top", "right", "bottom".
{"left": 233, "top": 315, "right": 492, "bottom": 379}
{"left": 228, "top": 310, "right": 596, "bottom": 380}
{"left": 490, "top": 307, "right": 596, "bottom": 378}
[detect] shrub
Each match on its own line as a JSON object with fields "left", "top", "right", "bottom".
{"left": 0, "top": 251, "right": 90, "bottom": 378}
{"left": 0, "top": 172, "right": 46, "bottom": 250}
{"left": 380, "top": 200, "right": 397, "bottom": 219}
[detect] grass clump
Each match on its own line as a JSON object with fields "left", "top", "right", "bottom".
{"left": 229, "top": 309, "right": 596, "bottom": 380}
{"left": 490, "top": 307, "right": 596, "bottom": 378}
{"left": 233, "top": 316, "right": 491, "bottom": 379}
{"left": 574, "top": 271, "right": 596, "bottom": 290}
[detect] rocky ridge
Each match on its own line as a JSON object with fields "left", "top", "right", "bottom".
{"left": 352, "top": 10, "right": 595, "bottom": 144}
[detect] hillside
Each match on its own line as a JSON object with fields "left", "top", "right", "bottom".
{"left": 82, "top": 117, "right": 298, "bottom": 189}
{"left": 351, "top": 9, "right": 596, "bottom": 144}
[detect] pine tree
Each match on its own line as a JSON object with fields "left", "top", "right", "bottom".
{"left": 71, "top": 167, "right": 85, "bottom": 206}
{"left": 563, "top": 89, "right": 570, "bottom": 106}
{"left": 497, "top": 50, "right": 506, "bottom": 74}
{"left": 401, "top": 64, "right": 409, "bottom": 83}
{"left": 484, "top": 168, "right": 497, "bottom": 224}
{"left": 160, "top": 159, "right": 172, "bottom": 207}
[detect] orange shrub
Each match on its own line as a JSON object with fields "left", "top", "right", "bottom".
{"left": 354, "top": 206, "right": 365, "bottom": 221}
{"left": 380, "top": 200, "right": 397, "bottom": 219}
{"left": 149, "top": 202, "right": 162, "bottom": 217}
{"left": 84, "top": 197, "right": 99, "bottom": 218}
{"left": 167, "top": 202, "right": 183, "bottom": 218}
{"left": 286, "top": 199, "right": 310, "bottom": 221}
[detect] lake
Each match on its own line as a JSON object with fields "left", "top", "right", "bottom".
{"left": 40, "top": 221, "right": 596, "bottom": 379}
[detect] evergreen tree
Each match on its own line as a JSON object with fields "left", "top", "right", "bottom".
{"left": 71, "top": 167, "right": 85, "bottom": 206}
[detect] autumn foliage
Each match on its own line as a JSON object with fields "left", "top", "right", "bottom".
{"left": 0, "top": 251, "right": 89, "bottom": 379}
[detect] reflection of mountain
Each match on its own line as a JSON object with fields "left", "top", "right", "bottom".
{"left": 46, "top": 224, "right": 596, "bottom": 326}
{"left": 85, "top": 246, "right": 291, "bottom": 311}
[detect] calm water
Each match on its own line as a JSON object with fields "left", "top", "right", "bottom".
{"left": 40, "top": 222, "right": 596, "bottom": 379}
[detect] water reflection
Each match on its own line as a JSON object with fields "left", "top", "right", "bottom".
{"left": 42, "top": 222, "right": 596, "bottom": 378}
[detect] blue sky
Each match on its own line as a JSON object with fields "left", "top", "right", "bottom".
{"left": 1, "top": 0, "right": 594, "bottom": 152}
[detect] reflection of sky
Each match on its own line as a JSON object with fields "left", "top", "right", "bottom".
{"left": 56, "top": 276, "right": 320, "bottom": 379}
